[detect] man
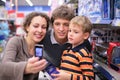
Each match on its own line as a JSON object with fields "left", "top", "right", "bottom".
{"left": 41, "top": 5, "right": 75, "bottom": 67}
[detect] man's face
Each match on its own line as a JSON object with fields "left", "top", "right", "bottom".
{"left": 53, "top": 18, "right": 70, "bottom": 42}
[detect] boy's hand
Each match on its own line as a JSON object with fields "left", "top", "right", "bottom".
{"left": 51, "top": 70, "right": 71, "bottom": 80}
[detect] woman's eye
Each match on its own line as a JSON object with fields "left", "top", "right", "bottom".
{"left": 42, "top": 26, "right": 47, "bottom": 29}
{"left": 33, "top": 25, "right": 38, "bottom": 28}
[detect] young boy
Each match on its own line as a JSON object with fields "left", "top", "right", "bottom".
{"left": 52, "top": 16, "right": 94, "bottom": 80}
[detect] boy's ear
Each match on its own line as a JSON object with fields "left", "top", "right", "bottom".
{"left": 84, "top": 32, "right": 89, "bottom": 40}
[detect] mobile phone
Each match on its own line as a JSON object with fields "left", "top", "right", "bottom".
{"left": 45, "top": 62, "right": 59, "bottom": 79}
{"left": 35, "top": 44, "right": 43, "bottom": 59}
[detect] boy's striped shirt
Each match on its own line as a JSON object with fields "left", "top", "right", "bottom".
{"left": 60, "top": 44, "right": 94, "bottom": 80}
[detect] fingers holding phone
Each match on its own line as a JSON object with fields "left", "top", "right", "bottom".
{"left": 24, "top": 44, "right": 47, "bottom": 74}
{"left": 25, "top": 57, "right": 47, "bottom": 74}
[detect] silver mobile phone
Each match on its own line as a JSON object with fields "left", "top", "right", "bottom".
{"left": 35, "top": 44, "right": 43, "bottom": 59}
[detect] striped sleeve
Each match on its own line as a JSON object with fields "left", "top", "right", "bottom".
{"left": 71, "top": 49, "right": 94, "bottom": 80}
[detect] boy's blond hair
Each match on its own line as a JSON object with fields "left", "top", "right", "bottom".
{"left": 70, "top": 16, "right": 92, "bottom": 33}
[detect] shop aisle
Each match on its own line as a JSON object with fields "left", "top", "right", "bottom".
{"left": 95, "top": 59, "right": 119, "bottom": 80}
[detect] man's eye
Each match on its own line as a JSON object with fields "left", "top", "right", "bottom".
{"left": 64, "top": 23, "right": 69, "bottom": 26}
{"left": 54, "top": 23, "right": 60, "bottom": 26}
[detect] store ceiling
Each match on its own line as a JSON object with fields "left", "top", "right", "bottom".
{"left": 4, "top": 0, "right": 78, "bottom": 6}
{"left": 12, "top": 0, "right": 49, "bottom": 6}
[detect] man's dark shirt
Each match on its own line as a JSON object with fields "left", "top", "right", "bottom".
{"left": 40, "top": 30, "right": 71, "bottom": 67}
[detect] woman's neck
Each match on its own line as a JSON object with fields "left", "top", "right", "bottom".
{"left": 24, "top": 35, "right": 35, "bottom": 55}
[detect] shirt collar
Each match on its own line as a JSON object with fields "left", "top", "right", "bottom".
{"left": 50, "top": 29, "right": 59, "bottom": 44}
{"left": 71, "top": 41, "right": 86, "bottom": 52}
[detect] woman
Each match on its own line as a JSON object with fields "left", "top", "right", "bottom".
{"left": 0, "top": 12, "right": 50, "bottom": 80}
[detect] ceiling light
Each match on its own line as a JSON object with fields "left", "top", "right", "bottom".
{"left": 25, "top": 0, "right": 33, "bottom": 6}
{"left": 59, "top": 0, "right": 64, "bottom": 5}
{"left": 11, "top": 3, "right": 14, "bottom": 7}
{"left": 1, "top": 0, "right": 6, "bottom": 2}
{"left": 48, "top": 0, "right": 52, "bottom": 6}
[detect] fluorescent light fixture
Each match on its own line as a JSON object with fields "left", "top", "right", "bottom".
{"left": 11, "top": 3, "right": 14, "bottom": 7}
{"left": 59, "top": 0, "right": 64, "bottom": 5}
{"left": 1, "top": 0, "right": 6, "bottom": 2}
{"left": 25, "top": 0, "right": 33, "bottom": 6}
{"left": 48, "top": 0, "right": 52, "bottom": 6}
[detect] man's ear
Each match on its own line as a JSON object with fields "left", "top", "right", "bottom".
{"left": 84, "top": 32, "right": 90, "bottom": 40}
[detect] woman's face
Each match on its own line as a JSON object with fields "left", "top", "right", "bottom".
{"left": 26, "top": 16, "right": 47, "bottom": 43}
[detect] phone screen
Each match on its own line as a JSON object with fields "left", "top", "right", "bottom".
{"left": 35, "top": 45, "right": 43, "bottom": 59}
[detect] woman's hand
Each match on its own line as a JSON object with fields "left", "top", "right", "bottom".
{"left": 51, "top": 70, "right": 71, "bottom": 80}
{"left": 24, "top": 57, "right": 47, "bottom": 74}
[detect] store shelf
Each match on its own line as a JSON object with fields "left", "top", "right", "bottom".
{"left": 95, "top": 59, "right": 120, "bottom": 80}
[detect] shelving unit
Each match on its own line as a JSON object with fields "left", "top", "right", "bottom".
{"left": 95, "top": 59, "right": 119, "bottom": 80}
{"left": 91, "top": 23, "right": 120, "bottom": 80}
{"left": 65, "top": 0, "right": 120, "bottom": 79}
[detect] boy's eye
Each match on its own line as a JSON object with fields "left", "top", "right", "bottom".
{"left": 74, "top": 31, "right": 78, "bottom": 33}
{"left": 73, "top": 30, "right": 79, "bottom": 33}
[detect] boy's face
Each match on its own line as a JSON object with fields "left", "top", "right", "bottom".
{"left": 68, "top": 24, "right": 89, "bottom": 47}
{"left": 53, "top": 18, "right": 70, "bottom": 42}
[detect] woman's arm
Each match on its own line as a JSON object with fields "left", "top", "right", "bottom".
{"left": 1, "top": 36, "right": 48, "bottom": 80}
{"left": 1, "top": 36, "right": 27, "bottom": 80}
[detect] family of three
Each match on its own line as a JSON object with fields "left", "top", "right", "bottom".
{"left": 0, "top": 5, "right": 94, "bottom": 80}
